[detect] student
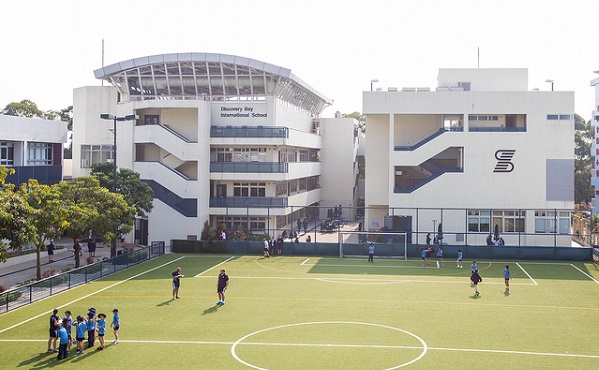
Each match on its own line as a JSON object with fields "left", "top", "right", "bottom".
{"left": 368, "top": 243, "right": 375, "bottom": 263}
{"left": 456, "top": 250, "right": 463, "bottom": 269}
{"left": 269, "top": 236, "right": 276, "bottom": 256}
{"left": 46, "top": 241, "right": 55, "bottom": 263}
{"left": 110, "top": 309, "right": 120, "bottom": 344}
{"left": 263, "top": 238, "right": 270, "bottom": 258}
{"left": 62, "top": 310, "right": 73, "bottom": 352}
{"left": 436, "top": 247, "right": 443, "bottom": 268}
{"left": 86, "top": 309, "right": 96, "bottom": 348}
{"left": 421, "top": 247, "right": 427, "bottom": 267}
{"left": 306, "top": 235, "right": 311, "bottom": 243}
{"left": 276, "top": 235, "right": 284, "bottom": 255}
{"left": 471, "top": 260, "right": 478, "bottom": 273}
{"left": 75, "top": 315, "right": 87, "bottom": 355}
{"left": 172, "top": 267, "right": 184, "bottom": 299}
{"left": 48, "top": 308, "right": 60, "bottom": 353}
{"left": 96, "top": 313, "right": 107, "bottom": 350}
{"left": 504, "top": 265, "right": 511, "bottom": 292}
{"left": 217, "top": 269, "right": 229, "bottom": 306}
{"left": 57, "top": 320, "right": 69, "bottom": 360}
{"left": 471, "top": 269, "right": 483, "bottom": 296}
{"left": 426, "top": 233, "right": 431, "bottom": 246}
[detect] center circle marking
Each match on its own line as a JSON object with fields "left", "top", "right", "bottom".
{"left": 230, "top": 321, "right": 428, "bottom": 369}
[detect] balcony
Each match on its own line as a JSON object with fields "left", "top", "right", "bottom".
{"left": 210, "top": 162, "right": 288, "bottom": 173}
{"left": 209, "top": 197, "right": 288, "bottom": 208}
{"left": 4, "top": 165, "right": 62, "bottom": 185}
{"left": 210, "top": 126, "right": 288, "bottom": 138}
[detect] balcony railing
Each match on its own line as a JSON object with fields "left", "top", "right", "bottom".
{"left": 4, "top": 165, "right": 62, "bottom": 185}
{"left": 210, "top": 162, "right": 288, "bottom": 173}
{"left": 210, "top": 126, "right": 288, "bottom": 138}
{"left": 210, "top": 197, "right": 288, "bottom": 208}
{"left": 469, "top": 126, "right": 526, "bottom": 132}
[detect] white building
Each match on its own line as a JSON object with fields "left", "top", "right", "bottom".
{"left": 0, "top": 115, "right": 68, "bottom": 185}
{"left": 72, "top": 53, "right": 359, "bottom": 245}
{"left": 363, "top": 68, "right": 574, "bottom": 247}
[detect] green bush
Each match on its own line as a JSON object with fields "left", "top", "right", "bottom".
{"left": 0, "top": 291, "right": 23, "bottom": 305}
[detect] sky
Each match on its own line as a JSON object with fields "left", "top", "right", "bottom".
{"left": 1, "top": 0, "right": 598, "bottom": 118}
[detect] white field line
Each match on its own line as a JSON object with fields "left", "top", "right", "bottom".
{"left": 516, "top": 262, "right": 538, "bottom": 286}
{"left": 193, "top": 275, "right": 536, "bottom": 286}
{"left": 1, "top": 338, "right": 598, "bottom": 360}
{"left": 300, "top": 258, "right": 310, "bottom": 265}
{"left": 0, "top": 256, "right": 186, "bottom": 334}
{"left": 194, "top": 256, "right": 235, "bottom": 277}
{"left": 569, "top": 264, "right": 599, "bottom": 285}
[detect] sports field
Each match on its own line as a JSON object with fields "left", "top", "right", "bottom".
{"left": 1, "top": 254, "right": 598, "bottom": 369}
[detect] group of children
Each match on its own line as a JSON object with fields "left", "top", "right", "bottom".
{"left": 48, "top": 307, "right": 120, "bottom": 360}
{"left": 468, "top": 259, "right": 511, "bottom": 297}
{"left": 420, "top": 246, "right": 445, "bottom": 267}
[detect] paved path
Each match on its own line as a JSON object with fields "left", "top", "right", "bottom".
{"left": 0, "top": 241, "right": 116, "bottom": 290}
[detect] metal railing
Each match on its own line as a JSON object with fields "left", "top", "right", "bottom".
{"left": 0, "top": 242, "right": 165, "bottom": 315}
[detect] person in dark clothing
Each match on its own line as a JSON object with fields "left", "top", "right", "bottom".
{"left": 46, "top": 241, "right": 55, "bottom": 263}
{"left": 471, "top": 269, "right": 483, "bottom": 297}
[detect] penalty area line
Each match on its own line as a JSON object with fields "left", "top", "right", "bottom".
{"left": 194, "top": 256, "right": 235, "bottom": 277}
{"left": 516, "top": 262, "right": 538, "bottom": 286}
{"left": 569, "top": 264, "right": 599, "bottom": 285}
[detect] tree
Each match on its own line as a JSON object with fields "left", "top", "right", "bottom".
{"left": 1, "top": 99, "right": 57, "bottom": 119}
{"left": 0, "top": 168, "right": 33, "bottom": 263}
{"left": 90, "top": 163, "right": 154, "bottom": 217}
{"left": 58, "top": 176, "right": 136, "bottom": 267}
{"left": 342, "top": 111, "right": 366, "bottom": 134}
{"left": 20, "top": 180, "right": 67, "bottom": 280}
{"left": 574, "top": 113, "right": 594, "bottom": 206}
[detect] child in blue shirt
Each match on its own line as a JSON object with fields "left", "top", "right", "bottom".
{"left": 471, "top": 260, "right": 478, "bottom": 273}
{"left": 75, "top": 315, "right": 87, "bottom": 355}
{"left": 57, "top": 321, "right": 69, "bottom": 360}
{"left": 504, "top": 265, "right": 511, "bottom": 292}
{"left": 62, "top": 310, "right": 72, "bottom": 353}
{"left": 456, "top": 250, "right": 463, "bottom": 268}
{"left": 421, "top": 247, "right": 427, "bottom": 267}
{"left": 96, "top": 313, "right": 107, "bottom": 350}
{"left": 110, "top": 308, "right": 120, "bottom": 344}
{"left": 86, "top": 310, "right": 96, "bottom": 348}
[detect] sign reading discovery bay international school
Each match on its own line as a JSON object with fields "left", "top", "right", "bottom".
{"left": 212, "top": 104, "right": 269, "bottom": 125}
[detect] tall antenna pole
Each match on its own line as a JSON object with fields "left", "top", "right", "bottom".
{"left": 477, "top": 47, "right": 480, "bottom": 68}
{"left": 101, "top": 39, "right": 105, "bottom": 86}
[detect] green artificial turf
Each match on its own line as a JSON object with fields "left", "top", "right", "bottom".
{"left": 0, "top": 254, "right": 598, "bottom": 369}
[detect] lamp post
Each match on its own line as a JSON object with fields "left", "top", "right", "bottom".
{"left": 371, "top": 79, "right": 379, "bottom": 92}
{"left": 100, "top": 113, "right": 138, "bottom": 257}
{"left": 545, "top": 79, "right": 554, "bottom": 91}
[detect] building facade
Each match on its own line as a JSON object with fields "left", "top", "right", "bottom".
{"left": 363, "top": 68, "right": 575, "bottom": 247}
{"left": 0, "top": 115, "right": 67, "bottom": 185}
{"left": 73, "top": 53, "right": 359, "bottom": 245}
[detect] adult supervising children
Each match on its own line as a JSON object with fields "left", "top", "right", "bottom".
{"left": 471, "top": 269, "right": 482, "bottom": 296}
{"left": 368, "top": 242, "right": 375, "bottom": 263}
{"left": 48, "top": 308, "right": 60, "bottom": 353}
{"left": 504, "top": 265, "right": 511, "bottom": 292}
{"left": 217, "top": 269, "right": 229, "bottom": 306}
{"left": 172, "top": 267, "right": 184, "bottom": 299}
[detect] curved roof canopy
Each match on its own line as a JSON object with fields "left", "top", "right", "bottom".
{"left": 94, "top": 53, "right": 332, "bottom": 115}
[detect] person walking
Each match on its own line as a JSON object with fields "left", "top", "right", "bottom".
{"left": 471, "top": 269, "right": 483, "bottom": 297}
{"left": 303, "top": 217, "right": 309, "bottom": 234}
{"left": 217, "top": 269, "right": 229, "bottom": 306}
{"left": 172, "top": 267, "right": 184, "bottom": 299}
{"left": 368, "top": 242, "right": 375, "bottom": 263}
{"left": 46, "top": 241, "right": 55, "bottom": 263}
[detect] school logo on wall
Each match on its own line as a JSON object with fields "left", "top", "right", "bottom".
{"left": 493, "top": 150, "right": 515, "bottom": 173}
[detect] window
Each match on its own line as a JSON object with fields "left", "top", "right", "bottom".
{"left": 559, "top": 114, "right": 572, "bottom": 120}
{"left": 547, "top": 115, "right": 559, "bottom": 120}
{"left": 144, "top": 115, "right": 159, "bottom": 125}
{"left": 81, "top": 144, "right": 114, "bottom": 168}
{"left": 27, "top": 142, "right": 53, "bottom": 165}
{"left": 492, "top": 210, "right": 525, "bottom": 233}
{"left": 233, "top": 182, "right": 265, "bottom": 197}
{"left": 275, "top": 182, "right": 287, "bottom": 196}
{"left": 535, "top": 211, "right": 570, "bottom": 234}
{"left": 211, "top": 147, "right": 266, "bottom": 162}
{"left": 0, "top": 141, "right": 15, "bottom": 166}
{"left": 215, "top": 216, "right": 266, "bottom": 232}
{"left": 467, "top": 210, "right": 490, "bottom": 232}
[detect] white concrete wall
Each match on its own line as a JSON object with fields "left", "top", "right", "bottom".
{"left": 438, "top": 68, "right": 528, "bottom": 91}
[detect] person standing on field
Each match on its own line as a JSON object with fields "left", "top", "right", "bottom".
{"left": 217, "top": 269, "right": 229, "bottom": 306}
{"left": 471, "top": 269, "right": 482, "bottom": 297}
{"left": 504, "top": 265, "right": 511, "bottom": 292}
{"left": 172, "top": 267, "right": 184, "bottom": 299}
{"left": 368, "top": 242, "right": 375, "bottom": 263}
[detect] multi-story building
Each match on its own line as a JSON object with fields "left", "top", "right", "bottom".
{"left": 363, "top": 68, "right": 574, "bottom": 247}
{"left": 72, "top": 53, "right": 359, "bottom": 245}
{"left": 0, "top": 115, "right": 67, "bottom": 186}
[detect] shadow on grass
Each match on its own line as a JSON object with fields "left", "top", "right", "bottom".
{"left": 202, "top": 304, "right": 221, "bottom": 315}
{"left": 469, "top": 294, "right": 481, "bottom": 299}
{"left": 19, "top": 351, "right": 68, "bottom": 368}
{"left": 156, "top": 299, "right": 174, "bottom": 307}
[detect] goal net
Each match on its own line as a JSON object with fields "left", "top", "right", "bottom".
{"left": 338, "top": 230, "right": 408, "bottom": 260}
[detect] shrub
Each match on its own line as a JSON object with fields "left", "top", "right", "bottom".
{"left": 42, "top": 269, "right": 56, "bottom": 279}
{"left": 86, "top": 256, "right": 95, "bottom": 265}
{"left": 0, "top": 290, "right": 23, "bottom": 306}
{"left": 0, "top": 284, "right": 6, "bottom": 293}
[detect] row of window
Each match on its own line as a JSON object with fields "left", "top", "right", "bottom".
{"left": 468, "top": 115, "right": 499, "bottom": 121}
{"left": 214, "top": 216, "right": 266, "bottom": 231}
{"left": 1, "top": 141, "right": 54, "bottom": 166}
{"left": 547, "top": 114, "right": 572, "bottom": 120}
{"left": 467, "top": 210, "right": 570, "bottom": 234}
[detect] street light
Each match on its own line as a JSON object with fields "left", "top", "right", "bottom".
{"left": 100, "top": 113, "right": 138, "bottom": 258}
{"left": 545, "top": 79, "right": 554, "bottom": 91}
{"left": 371, "top": 79, "right": 379, "bottom": 92}
{"left": 100, "top": 114, "right": 139, "bottom": 191}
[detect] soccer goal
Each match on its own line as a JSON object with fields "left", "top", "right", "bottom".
{"left": 338, "top": 230, "right": 408, "bottom": 260}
